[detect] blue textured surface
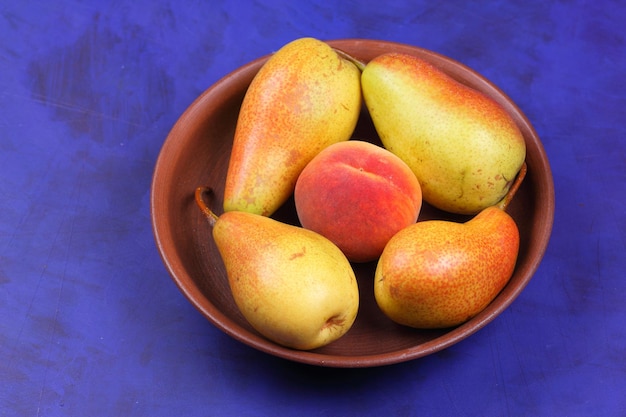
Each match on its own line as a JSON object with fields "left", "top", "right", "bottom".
{"left": 1, "top": 1, "right": 625, "bottom": 415}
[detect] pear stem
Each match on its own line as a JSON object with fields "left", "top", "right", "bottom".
{"left": 195, "top": 186, "right": 220, "bottom": 227}
{"left": 333, "top": 47, "right": 367, "bottom": 72}
{"left": 497, "top": 162, "right": 527, "bottom": 212}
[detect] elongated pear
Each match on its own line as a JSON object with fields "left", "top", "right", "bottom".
{"left": 361, "top": 53, "right": 526, "bottom": 215}
{"left": 224, "top": 37, "right": 362, "bottom": 216}
{"left": 374, "top": 206, "right": 519, "bottom": 329}
{"left": 196, "top": 188, "right": 359, "bottom": 350}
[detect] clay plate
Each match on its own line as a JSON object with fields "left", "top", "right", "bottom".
{"left": 150, "top": 39, "right": 555, "bottom": 368}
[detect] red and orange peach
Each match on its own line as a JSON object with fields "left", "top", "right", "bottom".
{"left": 294, "top": 140, "right": 422, "bottom": 262}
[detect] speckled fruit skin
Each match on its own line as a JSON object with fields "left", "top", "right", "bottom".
{"left": 213, "top": 210, "right": 359, "bottom": 351}
{"left": 294, "top": 140, "right": 422, "bottom": 263}
{"left": 361, "top": 53, "right": 526, "bottom": 215}
{"left": 374, "top": 206, "right": 519, "bottom": 329}
{"left": 223, "top": 37, "right": 362, "bottom": 217}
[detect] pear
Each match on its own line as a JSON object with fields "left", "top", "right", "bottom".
{"left": 196, "top": 187, "right": 359, "bottom": 350}
{"left": 224, "top": 37, "right": 362, "bottom": 216}
{"left": 374, "top": 205, "right": 519, "bottom": 329}
{"left": 361, "top": 52, "right": 526, "bottom": 215}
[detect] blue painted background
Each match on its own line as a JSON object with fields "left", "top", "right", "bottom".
{"left": 1, "top": 1, "right": 624, "bottom": 415}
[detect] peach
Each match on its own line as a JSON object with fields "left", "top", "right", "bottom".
{"left": 294, "top": 140, "right": 422, "bottom": 262}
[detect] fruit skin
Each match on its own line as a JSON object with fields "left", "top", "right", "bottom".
{"left": 212, "top": 210, "right": 359, "bottom": 350}
{"left": 294, "top": 140, "right": 422, "bottom": 263}
{"left": 224, "top": 37, "right": 362, "bottom": 217}
{"left": 361, "top": 52, "right": 526, "bottom": 215}
{"left": 374, "top": 206, "right": 519, "bottom": 329}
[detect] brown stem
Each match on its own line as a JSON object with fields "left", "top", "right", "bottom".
{"left": 333, "top": 47, "right": 366, "bottom": 72}
{"left": 497, "top": 162, "right": 527, "bottom": 212}
{"left": 195, "top": 186, "right": 219, "bottom": 227}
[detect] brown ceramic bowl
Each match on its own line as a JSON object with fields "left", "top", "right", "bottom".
{"left": 151, "top": 39, "right": 555, "bottom": 368}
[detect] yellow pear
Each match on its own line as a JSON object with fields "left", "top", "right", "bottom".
{"left": 196, "top": 187, "right": 359, "bottom": 350}
{"left": 361, "top": 52, "right": 526, "bottom": 215}
{"left": 374, "top": 206, "right": 519, "bottom": 329}
{"left": 224, "top": 37, "right": 362, "bottom": 216}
